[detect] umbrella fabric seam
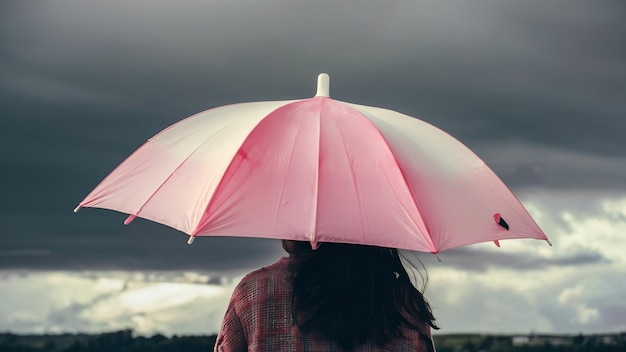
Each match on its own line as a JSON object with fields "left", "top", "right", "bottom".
{"left": 131, "top": 125, "right": 238, "bottom": 234}
{"left": 309, "top": 98, "right": 323, "bottom": 247}
{"left": 333, "top": 105, "right": 369, "bottom": 241}
{"left": 344, "top": 104, "right": 438, "bottom": 253}
{"left": 271, "top": 111, "right": 307, "bottom": 233}
{"left": 193, "top": 99, "right": 307, "bottom": 237}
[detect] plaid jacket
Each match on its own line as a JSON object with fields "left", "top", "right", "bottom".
{"left": 215, "top": 256, "right": 435, "bottom": 352}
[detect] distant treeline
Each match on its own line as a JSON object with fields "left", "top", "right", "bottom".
{"left": 0, "top": 330, "right": 624, "bottom": 352}
{"left": 433, "top": 332, "right": 625, "bottom": 352}
{"left": 0, "top": 330, "right": 214, "bottom": 352}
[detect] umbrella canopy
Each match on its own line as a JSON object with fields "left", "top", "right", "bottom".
{"left": 76, "top": 74, "right": 549, "bottom": 253}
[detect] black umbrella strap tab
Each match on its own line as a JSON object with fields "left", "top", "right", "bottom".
{"left": 493, "top": 213, "right": 509, "bottom": 230}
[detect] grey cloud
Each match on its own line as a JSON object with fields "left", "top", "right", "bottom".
{"left": 538, "top": 281, "right": 626, "bottom": 333}
{"left": 427, "top": 267, "right": 626, "bottom": 334}
{"left": 596, "top": 304, "right": 626, "bottom": 332}
{"left": 475, "top": 143, "right": 626, "bottom": 191}
{"left": 0, "top": 269, "right": 238, "bottom": 334}
{"left": 429, "top": 281, "right": 554, "bottom": 333}
{"left": 0, "top": 212, "right": 285, "bottom": 271}
{"left": 0, "top": 249, "right": 51, "bottom": 257}
{"left": 46, "top": 301, "right": 95, "bottom": 332}
{"left": 550, "top": 252, "right": 609, "bottom": 267}
{"left": 430, "top": 247, "right": 609, "bottom": 272}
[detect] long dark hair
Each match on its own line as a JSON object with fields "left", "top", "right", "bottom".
{"left": 288, "top": 241, "right": 438, "bottom": 351}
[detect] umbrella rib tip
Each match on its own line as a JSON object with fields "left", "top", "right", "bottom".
{"left": 315, "top": 73, "right": 330, "bottom": 97}
{"left": 124, "top": 214, "right": 137, "bottom": 225}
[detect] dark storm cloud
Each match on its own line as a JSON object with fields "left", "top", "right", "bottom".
{"left": 428, "top": 247, "right": 609, "bottom": 272}
{"left": 474, "top": 142, "right": 626, "bottom": 190}
{"left": 0, "top": 211, "right": 285, "bottom": 271}
{"left": 1, "top": 0, "right": 625, "bottom": 270}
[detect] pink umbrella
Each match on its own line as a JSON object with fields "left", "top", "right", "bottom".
{"left": 75, "top": 74, "right": 549, "bottom": 254}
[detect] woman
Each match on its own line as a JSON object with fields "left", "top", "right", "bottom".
{"left": 214, "top": 240, "right": 438, "bottom": 351}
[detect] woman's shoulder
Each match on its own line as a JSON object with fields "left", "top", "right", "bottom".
{"left": 233, "top": 256, "right": 291, "bottom": 292}
{"left": 230, "top": 256, "right": 293, "bottom": 314}
{"left": 242, "top": 256, "right": 291, "bottom": 278}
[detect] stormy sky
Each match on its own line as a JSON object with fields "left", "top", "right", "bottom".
{"left": 1, "top": 0, "right": 625, "bottom": 336}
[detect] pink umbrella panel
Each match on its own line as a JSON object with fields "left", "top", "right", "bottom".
{"left": 76, "top": 74, "right": 549, "bottom": 254}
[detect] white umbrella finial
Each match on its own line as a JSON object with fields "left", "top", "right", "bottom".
{"left": 315, "top": 73, "right": 330, "bottom": 97}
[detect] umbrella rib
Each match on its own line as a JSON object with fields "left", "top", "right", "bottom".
{"left": 348, "top": 107, "right": 438, "bottom": 253}
{"left": 382, "top": 137, "right": 438, "bottom": 253}
{"left": 271, "top": 118, "right": 304, "bottom": 231}
{"left": 193, "top": 100, "right": 308, "bottom": 237}
{"left": 334, "top": 112, "right": 369, "bottom": 238}
{"left": 127, "top": 146, "right": 196, "bottom": 229}
{"left": 132, "top": 122, "right": 238, "bottom": 233}
{"left": 309, "top": 99, "right": 322, "bottom": 246}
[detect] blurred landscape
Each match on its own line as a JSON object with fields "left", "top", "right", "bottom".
{"left": 0, "top": 330, "right": 624, "bottom": 352}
